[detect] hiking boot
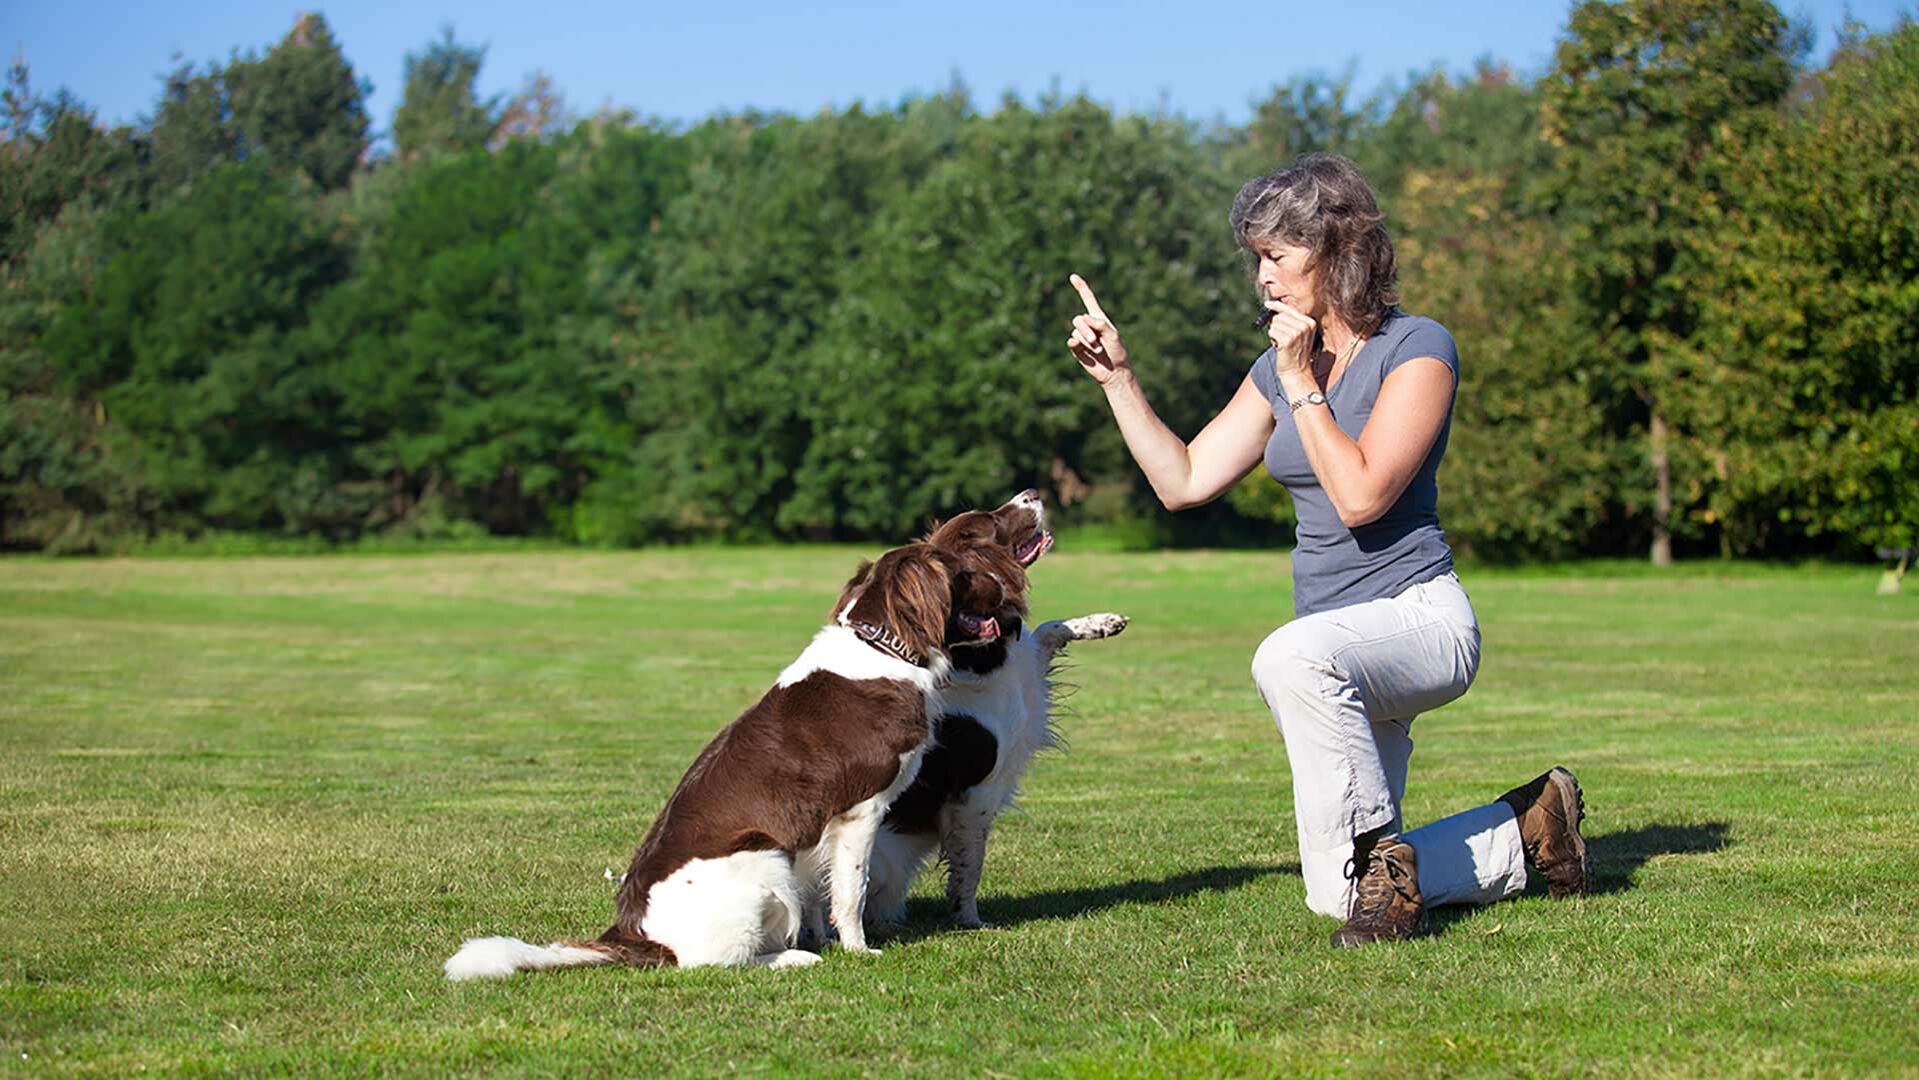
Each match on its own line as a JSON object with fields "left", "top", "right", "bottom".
{"left": 1330, "top": 836, "right": 1428, "bottom": 948}
{"left": 1499, "top": 766, "right": 1591, "bottom": 898}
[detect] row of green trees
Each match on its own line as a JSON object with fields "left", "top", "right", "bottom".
{"left": 3, "top": 2, "right": 1913, "bottom": 558}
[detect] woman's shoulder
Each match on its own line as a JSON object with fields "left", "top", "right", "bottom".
{"left": 1377, "top": 310, "right": 1453, "bottom": 345}
{"left": 1374, "top": 311, "right": 1458, "bottom": 375}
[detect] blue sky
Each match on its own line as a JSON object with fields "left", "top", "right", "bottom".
{"left": 4, "top": 2, "right": 1912, "bottom": 134}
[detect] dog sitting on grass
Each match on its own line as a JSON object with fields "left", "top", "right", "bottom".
{"left": 444, "top": 525, "right": 1031, "bottom": 977}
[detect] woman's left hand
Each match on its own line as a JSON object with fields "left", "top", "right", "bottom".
{"left": 1264, "top": 300, "right": 1318, "bottom": 383}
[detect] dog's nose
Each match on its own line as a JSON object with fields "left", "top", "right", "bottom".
{"left": 1016, "top": 488, "right": 1040, "bottom": 504}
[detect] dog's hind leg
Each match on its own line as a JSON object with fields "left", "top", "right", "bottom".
{"left": 1033, "top": 613, "right": 1129, "bottom": 664}
{"left": 793, "top": 842, "right": 830, "bottom": 950}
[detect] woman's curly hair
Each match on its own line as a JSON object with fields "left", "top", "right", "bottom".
{"left": 1229, "top": 153, "right": 1399, "bottom": 337}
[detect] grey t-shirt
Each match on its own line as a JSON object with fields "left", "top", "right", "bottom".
{"left": 1248, "top": 311, "right": 1459, "bottom": 618}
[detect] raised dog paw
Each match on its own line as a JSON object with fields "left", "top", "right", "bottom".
{"left": 1063, "top": 612, "right": 1128, "bottom": 640}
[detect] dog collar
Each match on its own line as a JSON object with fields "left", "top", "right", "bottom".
{"left": 849, "top": 621, "right": 925, "bottom": 667}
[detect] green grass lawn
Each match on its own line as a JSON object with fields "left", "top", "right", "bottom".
{"left": 2, "top": 549, "right": 1916, "bottom": 1077}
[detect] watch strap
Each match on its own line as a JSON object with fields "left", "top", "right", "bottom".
{"left": 1287, "top": 390, "right": 1327, "bottom": 414}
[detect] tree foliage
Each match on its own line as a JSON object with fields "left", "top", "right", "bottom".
{"left": 2, "top": 3, "right": 1913, "bottom": 558}
{"left": 1671, "top": 21, "right": 1919, "bottom": 552}
{"left": 393, "top": 27, "right": 497, "bottom": 163}
{"left": 228, "top": 13, "right": 370, "bottom": 191}
{"left": 142, "top": 13, "right": 369, "bottom": 197}
{"left": 794, "top": 100, "right": 1240, "bottom": 536}
{"left": 1539, "top": 0, "right": 1800, "bottom": 561}
{"left": 42, "top": 162, "right": 349, "bottom": 532}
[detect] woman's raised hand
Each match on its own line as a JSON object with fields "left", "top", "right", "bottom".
{"left": 1066, "top": 274, "right": 1131, "bottom": 385}
{"left": 1263, "top": 298, "right": 1318, "bottom": 381}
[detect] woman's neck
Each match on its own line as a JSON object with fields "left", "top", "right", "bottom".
{"left": 1307, "top": 314, "right": 1368, "bottom": 391}
{"left": 1319, "top": 314, "right": 1363, "bottom": 358}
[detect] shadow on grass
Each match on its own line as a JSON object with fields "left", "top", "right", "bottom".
{"left": 885, "top": 824, "right": 1730, "bottom": 943}
{"left": 1587, "top": 820, "right": 1733, "bottom": 895}
{"left": 890, "top": 862, "right": 1297, "bottom": 942}
{"left": 1425, "top": 821, "right": 1730, "bottom": 937}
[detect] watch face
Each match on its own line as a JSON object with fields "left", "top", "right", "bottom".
{"left": 1308, "top": 391, "right": 1326, "bottom": 404}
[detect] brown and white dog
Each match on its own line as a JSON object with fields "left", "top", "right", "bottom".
{"left": 864, "top": 490, "right": 1128, "bottom": 933}
{"left": 444, "top": 532, "right": 1022, "bottom": 978}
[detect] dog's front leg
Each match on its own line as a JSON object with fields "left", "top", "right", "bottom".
{"left": 826, "top": 806, "right": 884, "bottom": 955}
{"left": 939, "top": 806, "right": 995, "bottom": 929}
{"left": 1033, "top": 612, "right": 1129, "bottom": 665}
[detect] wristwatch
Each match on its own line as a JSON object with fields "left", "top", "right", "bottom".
{"left": 1288, "top": 390, "right": 1328, "bottom": 413}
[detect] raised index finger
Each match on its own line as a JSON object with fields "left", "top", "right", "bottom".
{"left": 1068, "top": 274, "right": 1109, "bottom": 321}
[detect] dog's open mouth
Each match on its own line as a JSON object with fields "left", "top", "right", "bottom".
{"left": 1014, "top": 530, "right": 1053, "bottom": 567}
{"left": 955, "top": 611, "right": 1002, "bottom": 642}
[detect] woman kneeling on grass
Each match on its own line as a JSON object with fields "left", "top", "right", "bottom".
{"left": 1065, "top": 153, "right": 1589, "bottom": 947}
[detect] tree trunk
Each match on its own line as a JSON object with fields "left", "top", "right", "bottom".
{"left": 1650, "top": 410, "right": 1673, "bottom": 567}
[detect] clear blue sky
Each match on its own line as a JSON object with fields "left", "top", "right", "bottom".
{"left": 4, "top": 1, "right": 1911, "bottom": 134}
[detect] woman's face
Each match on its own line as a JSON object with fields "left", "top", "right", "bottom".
{"left": 1254, "top": 239, "right": 1322, "bottom": 320}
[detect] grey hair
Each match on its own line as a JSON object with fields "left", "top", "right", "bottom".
{"left": 1229, "top": 153, "right": 1399, "bottom": 336}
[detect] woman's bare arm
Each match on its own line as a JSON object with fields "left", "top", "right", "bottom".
{"left": 1100, "top": 371, "right": 1273, "bottom": 511}
{"left": 1067, "top": 274, "right": 1273, "bottom": 511}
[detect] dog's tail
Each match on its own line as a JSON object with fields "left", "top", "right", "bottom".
{"left": 443, "top": 926, "right": 675, "bottom": 981}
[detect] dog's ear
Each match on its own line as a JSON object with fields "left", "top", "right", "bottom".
{"left": 885, "top": 544, "right": 955, "bottom": 663}
{"left": 834, "top": 559, "right": 875, "bottom": 620}
{"left": 859, "top": 543, "right": 952, "bottom": 663}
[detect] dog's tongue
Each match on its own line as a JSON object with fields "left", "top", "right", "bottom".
{"left": 976, "top": 615, "right": 1000, "bottom": 640}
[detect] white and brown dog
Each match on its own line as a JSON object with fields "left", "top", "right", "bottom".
{"left": 864, "top": 490, "right": 1128, "bottom": 933}
{"left": 445, "top": 530, "right": 1023, "bottom": 978}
